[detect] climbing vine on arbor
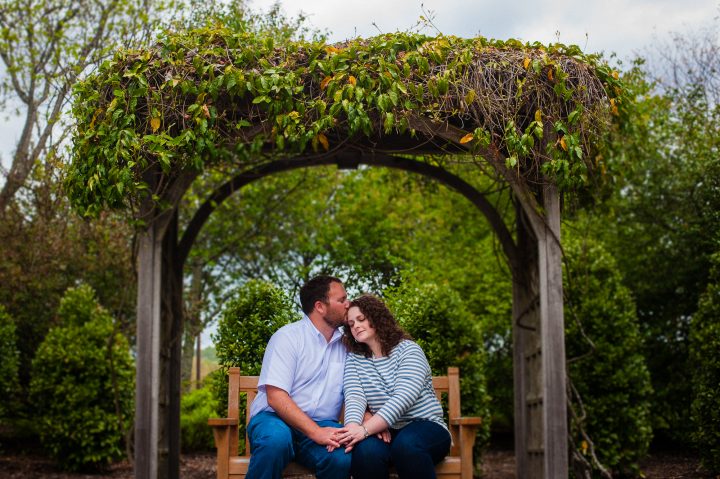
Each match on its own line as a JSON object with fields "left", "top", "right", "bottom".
{"left": 67, "top": 24, "right": 630, "bottom": 216}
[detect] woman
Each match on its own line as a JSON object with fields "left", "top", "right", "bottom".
{"left": 336, "top": 294, "right": 451, "bottom": 479}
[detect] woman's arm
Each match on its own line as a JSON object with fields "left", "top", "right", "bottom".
{"left": 342, "top": 355, "right": 367, "bottom": 426}
{"left": 374, "top": 342, "right": 429, "bottom": 427}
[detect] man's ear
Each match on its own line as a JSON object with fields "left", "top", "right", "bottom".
{"left": 314, "top": 300, "right": 326, "bottom": 314}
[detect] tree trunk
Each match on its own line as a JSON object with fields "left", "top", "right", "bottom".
{"left": 181, "top": 262, "right": 203, "bottom": 391}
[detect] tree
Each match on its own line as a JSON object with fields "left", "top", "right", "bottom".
{"left": 563, "top": 230, "right": 653, "bottom": 477}
{"left": 596, "top": 26, "right": 720, "bottom": 442}
{"left": 0, "top": 0, "right": 162, "bottom": 214}
{"left": 690, "top": 252, "right": 720, "bottom": 473}
{"left": 29, "top": 285, "right": 135, "bottom": 471}
{"left": 0, "top": 168, "right": 135, "bottom": 400}
{"left": 0, "top": 305, "right": 19, "bottom": 421}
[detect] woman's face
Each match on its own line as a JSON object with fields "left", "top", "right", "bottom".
{"left": 347, "top": 306, "right": 377, "bottom": 345}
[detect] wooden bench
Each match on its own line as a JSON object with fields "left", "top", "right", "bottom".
{"left": 208, "top": 366, "right": 481, "bottom": 479}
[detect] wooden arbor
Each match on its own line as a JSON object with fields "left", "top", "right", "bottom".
{"left": 131, "top": 147, "right": 565, "bottom": 479}
{"left": 67, "top": 28, "right": 623, "bottom": 479}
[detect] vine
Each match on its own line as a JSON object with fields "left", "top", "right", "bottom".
{"left": 67, "top": 24, "right": 630, "bottom": 216}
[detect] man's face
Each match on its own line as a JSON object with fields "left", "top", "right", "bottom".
{"left": 321, "top": 281, "right": 350, "bottom": 328}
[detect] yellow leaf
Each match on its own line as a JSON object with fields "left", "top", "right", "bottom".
{"left": 317, "top": 133, "right": 329, "bottom": 151}
{"left": 547, "top": 68, "right": 554, "bottom": 81}
{"left": 348, "top": 75, "right": 357, "bottom": 86}
{"left": 610, "top": 98, "right": 619, "bottom": 116}
{"left": 150, "top": 117, "right": 161, "bottom": 132}
{"left": 534, "top": 109, "right": 542, "bottom": 123}
{"left": 320, "top": 76, "right": 332, "bottom": 90}
{"left": 464, "top": 89, "right": 476, "bottom": 104}
{"left": 581, "top": 440, "right": 588, "bottom": 454}
{"left": 202, "top": 104, "right": 210, "bottom": 119}
{"left": 523, "top": 57, "right": 531, "bottom": 69}
{"left": 325, "top": 46, "right": 342, "bottom": 55}
{"left": 612, "top": 70, "right": 619, "bottom": 80}
{"left": 559, "top": 136, "right": 568, "bottom": 151}
{"left": 459, "top": 133, "right": 474, "bottom": 144}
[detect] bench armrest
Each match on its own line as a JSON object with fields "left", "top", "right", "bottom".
{"left": 208, "top": 418, "right": 239, "bottom": 479}
{"left": 208, "top": 418, "right": 238, "bottom": 427}
{"left": 449, "top": 417, "right": 482, "bottom": 479}
{"left": 449, "top": 416, "right": 482, "bottom": 426}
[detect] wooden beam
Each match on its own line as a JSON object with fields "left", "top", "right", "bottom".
{"left": 538, "top": 183, "right": 568, "bottom": 479}
{"left": 178, "top": 153, "right": 519, "bottom": 272}
{"left": 135, "top": 222, "right": 163, "bottom": 479}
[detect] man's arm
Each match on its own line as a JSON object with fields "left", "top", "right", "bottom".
{"left": 266, "top": 385, "right": 345, "bottom": 447}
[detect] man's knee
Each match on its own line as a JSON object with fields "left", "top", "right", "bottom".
{"left": 248, "top": 414, "right": 294, "bottom": 459}
{"left": 315, "top": 448, "right": 351, "bottom": 477}
{"left": 252, "top": 429, "right": 292, "bottom": 455}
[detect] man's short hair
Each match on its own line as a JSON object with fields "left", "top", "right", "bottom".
{"left": 300, "top": 275, "right": 342, "bottom": 315}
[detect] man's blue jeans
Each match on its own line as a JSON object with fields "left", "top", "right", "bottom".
{"left": 350, "top": 420, "right": 451, "bottom": 479}
{"left": 246, "top": 411, "right": 351, "bottom": 479}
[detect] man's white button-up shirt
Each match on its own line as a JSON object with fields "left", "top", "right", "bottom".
{"left": 249, "top": 315, "right": 347, "bottom": 421}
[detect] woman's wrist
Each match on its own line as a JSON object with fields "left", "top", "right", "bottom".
{"left": 361, "top": 424, "right": 370, "bottom": 439}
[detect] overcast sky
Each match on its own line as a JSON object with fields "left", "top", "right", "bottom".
{"left": 1, "top": 0, "right": 718, "bottom": 167}
{"left": 252, "top": 0, "right": 718, "bottom": 58}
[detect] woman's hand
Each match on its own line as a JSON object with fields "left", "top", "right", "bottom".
{"left": 327, "top": 423, "right": 368, "bottom": 453}
{"left": 377, "top": 428, "right": 391, "bottom": 443}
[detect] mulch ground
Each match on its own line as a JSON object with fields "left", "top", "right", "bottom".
{"left": 0, "top": 448, "right": 715, "bottom": 478}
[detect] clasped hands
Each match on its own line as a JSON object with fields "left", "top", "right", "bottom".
{"left": 324, "top": 423, "right": 391, "bottom": 453}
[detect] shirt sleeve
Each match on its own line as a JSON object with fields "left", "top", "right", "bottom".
{"left": 342, "top": 355, "right": 367, "bottom": 425}
{"left": 375, "top": 342, "right": 429, "bottom": 426}
{"left": 257, "top": 327, "right": 296, "bottom": 394}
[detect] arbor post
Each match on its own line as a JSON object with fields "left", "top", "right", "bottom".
{"left": 512, "top": 183, "right": 568, "bottom": 479}
{"left": 538, "top": 183, "right": 568, "bottom": 478}
{"left": 135, "top": 221, "right": 164, "bottom": 479}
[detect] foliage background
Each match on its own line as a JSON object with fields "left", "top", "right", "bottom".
{"left": 0, "top": 0, "right": 718, "bottom": 475}
{"left": 29, "top": 285, "right": 135, "bottom": 471}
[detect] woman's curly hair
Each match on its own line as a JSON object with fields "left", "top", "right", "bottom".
{"left": 342, "top": 294, "right": 411, "bottom": 357}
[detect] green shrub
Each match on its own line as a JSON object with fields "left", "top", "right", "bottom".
{"left": 385, "top": 281, "right": 491, "bottom": 454}
{"left": 211, "top": 280, "right": 297, "bottom": 451}
{"left": 181, "top": 382, "right": 219, "bottom": 452}
{"left": 0, "top": 305, "right": 19, "bottom": 420}
{"left": 564, "top": 235, "right": 653, "bottom": 476}
{"left": 29, "top": 285, "right": 134, "bottom": 472}
{"left": 690, "top": 253, "right": 720, "bottom": 473}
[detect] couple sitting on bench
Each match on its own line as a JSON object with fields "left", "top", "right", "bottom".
{"left": 246, "top": 275, "right": 451, "bottom": 479}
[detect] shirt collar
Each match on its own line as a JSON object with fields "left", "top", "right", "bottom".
{"left": 302, "top": 314, "right": 343, "bottom": 344}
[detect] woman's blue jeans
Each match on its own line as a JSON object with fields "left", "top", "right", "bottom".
{"left": 245, "top": 411, "right": 351, "bottom": 479}
{"left": 350, "top": 420, "right": 451, "bottom": 479}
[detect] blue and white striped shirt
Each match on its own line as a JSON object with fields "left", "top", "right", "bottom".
{"left": 343, "top": 339, "right": 448, "bottom": 431}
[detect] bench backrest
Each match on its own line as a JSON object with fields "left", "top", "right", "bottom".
{"left": 225, "top": 366, "right": 462, "bottom": 458}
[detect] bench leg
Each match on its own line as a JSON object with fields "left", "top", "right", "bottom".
{"left": 213, "top": 427, "right": 231, "bottom": 479}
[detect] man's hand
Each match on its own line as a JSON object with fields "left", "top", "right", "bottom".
{"left": 267, "top": 385, "right": 348, "bottom": 448}
{"left": 311, "top": 426, "right": 346, "bottom": 448}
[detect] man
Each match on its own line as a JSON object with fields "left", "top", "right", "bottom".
{"left": 246, "top": 275, "right": 352, "bottom": 479}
